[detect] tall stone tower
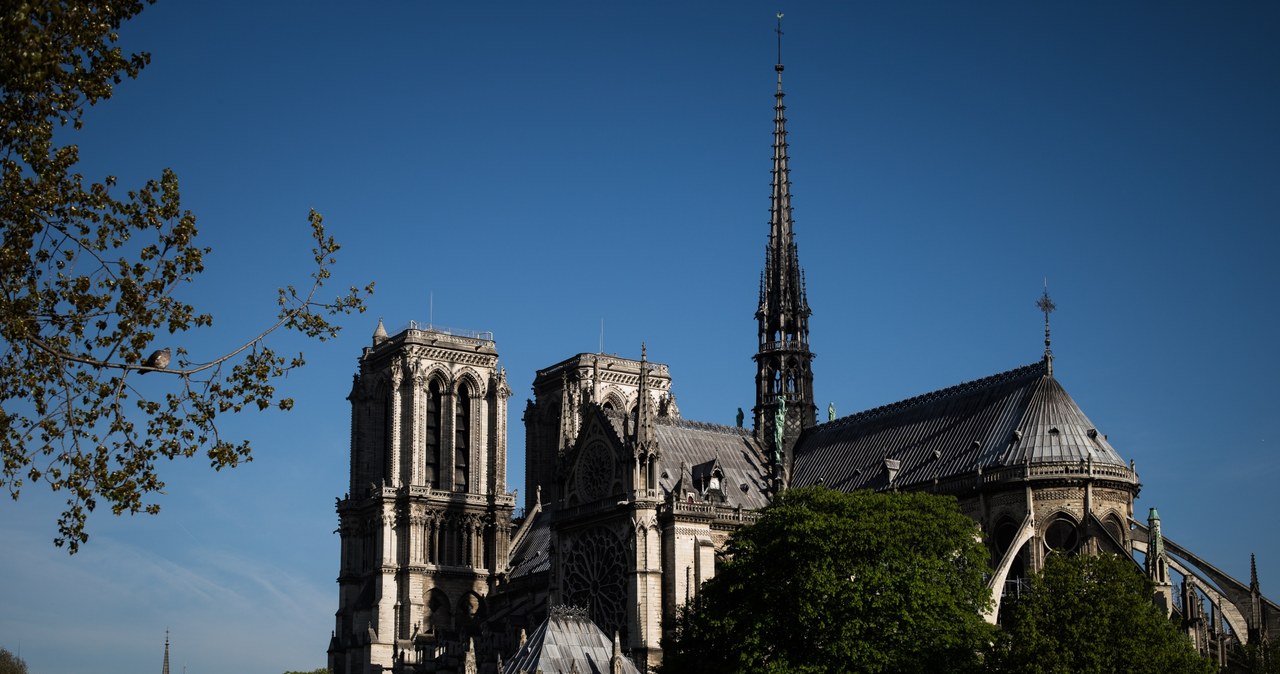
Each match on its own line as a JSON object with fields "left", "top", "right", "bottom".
{"left": 522, "top": 352, "right": 675, "bottom": 512}
{"left": 753, "top": 42, "right": 816, "bottom": 485}
{"left": 330, "top": 320, "right": 515, "bottom": 674}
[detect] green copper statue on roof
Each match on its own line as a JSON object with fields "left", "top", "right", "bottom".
{"left": 774, "top": 396, "right": 786, "bottom": 462}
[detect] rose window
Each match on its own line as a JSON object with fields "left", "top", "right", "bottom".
{"left": 575, "top": 441, "right": 615, "bottom": 503}
{"left": 562, "top": 526, "right": 628, "bottom": 640}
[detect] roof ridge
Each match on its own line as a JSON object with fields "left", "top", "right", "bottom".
{"left": 657, "top": 415, "right": 753, "bottom": 437}
{"left": 822, "top": 361, "right": 1047, "bottom": 430}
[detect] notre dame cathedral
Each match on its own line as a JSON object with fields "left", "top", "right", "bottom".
{"left": 327, "top": 47, "right": 1277, "bottom": 674}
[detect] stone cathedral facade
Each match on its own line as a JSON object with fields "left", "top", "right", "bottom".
{"left": 329, "top": 50, "right": 1276, "bottom": 674}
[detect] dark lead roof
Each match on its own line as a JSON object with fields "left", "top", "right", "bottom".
{"left": 791, "top": 360, "right": 1127, "bottom": 492}
{"left": 508, "top": 509, "right": 551, "bottom": 581}
{"left": 655, "top": 417, "right": 772, "bottom": 509}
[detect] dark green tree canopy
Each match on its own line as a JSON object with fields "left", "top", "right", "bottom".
{"left": 661, "top": 486, "right": 995, "bottom": 674}
{"left": 1230, "top": 639, "right": 1280, "bottom": 674}
{"left": 1, "top": 0, "right": 371, "bottom": 551}
{"left": 989, "top": 552, "right": 1217, "bottom": 674}
{"left": 0, "top": 647, "right": 28, "bottom": 674}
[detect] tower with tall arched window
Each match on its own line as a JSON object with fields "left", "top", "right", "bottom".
{"left": 330, "top": 321, "right": 514, "bottom": 674}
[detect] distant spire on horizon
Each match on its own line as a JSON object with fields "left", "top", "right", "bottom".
{"left": 162, "top": 630, "right": 170, "bottom": 674}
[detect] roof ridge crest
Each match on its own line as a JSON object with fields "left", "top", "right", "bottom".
{"left": 823, "top": 361, "right": 1046, "bottom": 429}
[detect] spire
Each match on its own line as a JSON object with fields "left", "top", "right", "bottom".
{"left": 372, "top": 317, "right": 388, "bottom": 345}
{"left": 635, "top": 343, "right": 656, "bottom": 454}
{"left": 1147, "top": 508, "right": 1174, "bottom": 616}
{"left": 162, "top": 630, "right": 170, "bottom": 674}
{"left": 1036, "top": 282, "right": 1056, "bottom": 375}
{"left": 611, "top": 630, "right": 625, "bottom": 674}
{"left": 463, "top": 637, "right": 478, "bottom": 674}
{"left": 754, "top": 13, "right": 816, "bottom": 471}
{"left": 1250, "top": 553, "right": 1266, "bottom": 644}
{"left": 758, "top": 11, "right": 808, "bottom": 324}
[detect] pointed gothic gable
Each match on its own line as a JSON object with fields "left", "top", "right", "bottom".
{"left": 791, "top": 360, "right": 1130, "bottom": 493}
{"left": 561, "top": 406, "right": 630, "bottom": 507}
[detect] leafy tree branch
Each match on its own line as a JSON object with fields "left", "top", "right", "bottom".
{"left": 1, "top": 0, "right": 373, "bottom": 551}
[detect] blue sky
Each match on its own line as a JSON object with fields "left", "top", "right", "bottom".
{"left": 3, "top": 2, "right": 1278, "bottom": 672}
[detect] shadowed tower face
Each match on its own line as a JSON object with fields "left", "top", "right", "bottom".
{"left": 753, "top": 22, "right": 816, "bottom": 481}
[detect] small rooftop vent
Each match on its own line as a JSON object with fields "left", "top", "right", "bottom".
{"left": 1087, "top": 428, "right": 1098, "bottom": 439}
{"left": 1048, "top": 427, "right": 1060, "bottom": 435}
{"left": 884, "top": 458, "right": 901, "bottom": 484}
{"left": 1012, "top": 430, "right": 1023, "bottom": 442}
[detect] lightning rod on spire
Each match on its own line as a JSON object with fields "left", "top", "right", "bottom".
{"left": 775, "top": 12, "right": 784, "bottom": 65}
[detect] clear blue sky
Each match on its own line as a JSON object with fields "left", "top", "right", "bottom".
{"left": 3, "top": 2, "right": 1278, "bottom": 672}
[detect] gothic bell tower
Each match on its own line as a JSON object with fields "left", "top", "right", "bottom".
{"left": 753, "top": 25, "right": 816, "bottom": 485}
{"left": 331, "top": 320, "right": 515, "bottom": 674}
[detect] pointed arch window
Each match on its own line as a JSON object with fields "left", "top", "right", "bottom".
{"left": 424, "top": 380, "right": 442, "bottom": 488}
{"left": 381, "top": 390, "right": 393, "bottom": 482}
{"left": 455, "top": 385, "right": 471, "bottom": 492}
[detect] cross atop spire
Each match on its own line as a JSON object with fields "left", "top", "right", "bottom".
{"left": 775, "top": 12, "right": 784, "bottom": 69}
{"left": 1037, "top": 281, "right": 1056, "bottom": 375}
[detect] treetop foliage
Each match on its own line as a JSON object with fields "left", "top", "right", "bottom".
{"left": 0, "top": 647, "right": 28, "bottom": 674}
{"left": 989, "top": 552, "right": 1217, "bottom": 674}
{"left": 1, "top": 0, "right": 372, "bottom": 551}
{"left": 661, "top": 486, "right": 995, "bottom": 674}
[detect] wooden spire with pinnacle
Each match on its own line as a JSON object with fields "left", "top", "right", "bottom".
{"left": 755, "top": 11, "right": 816, "bottom": 475}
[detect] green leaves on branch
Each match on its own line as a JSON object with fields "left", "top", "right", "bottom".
{"left": 0, "top": 0, "right": 373, "bottom": 552}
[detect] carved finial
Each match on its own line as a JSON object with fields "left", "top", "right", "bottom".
{"left": 640, "top": 341, "right": 647, "bottom": 361}
{"left": 611, "top": 630, "right": 624, "bottom": 674}
{"left": 1036, "top": 280, "right": 1056, "bottom": 375}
